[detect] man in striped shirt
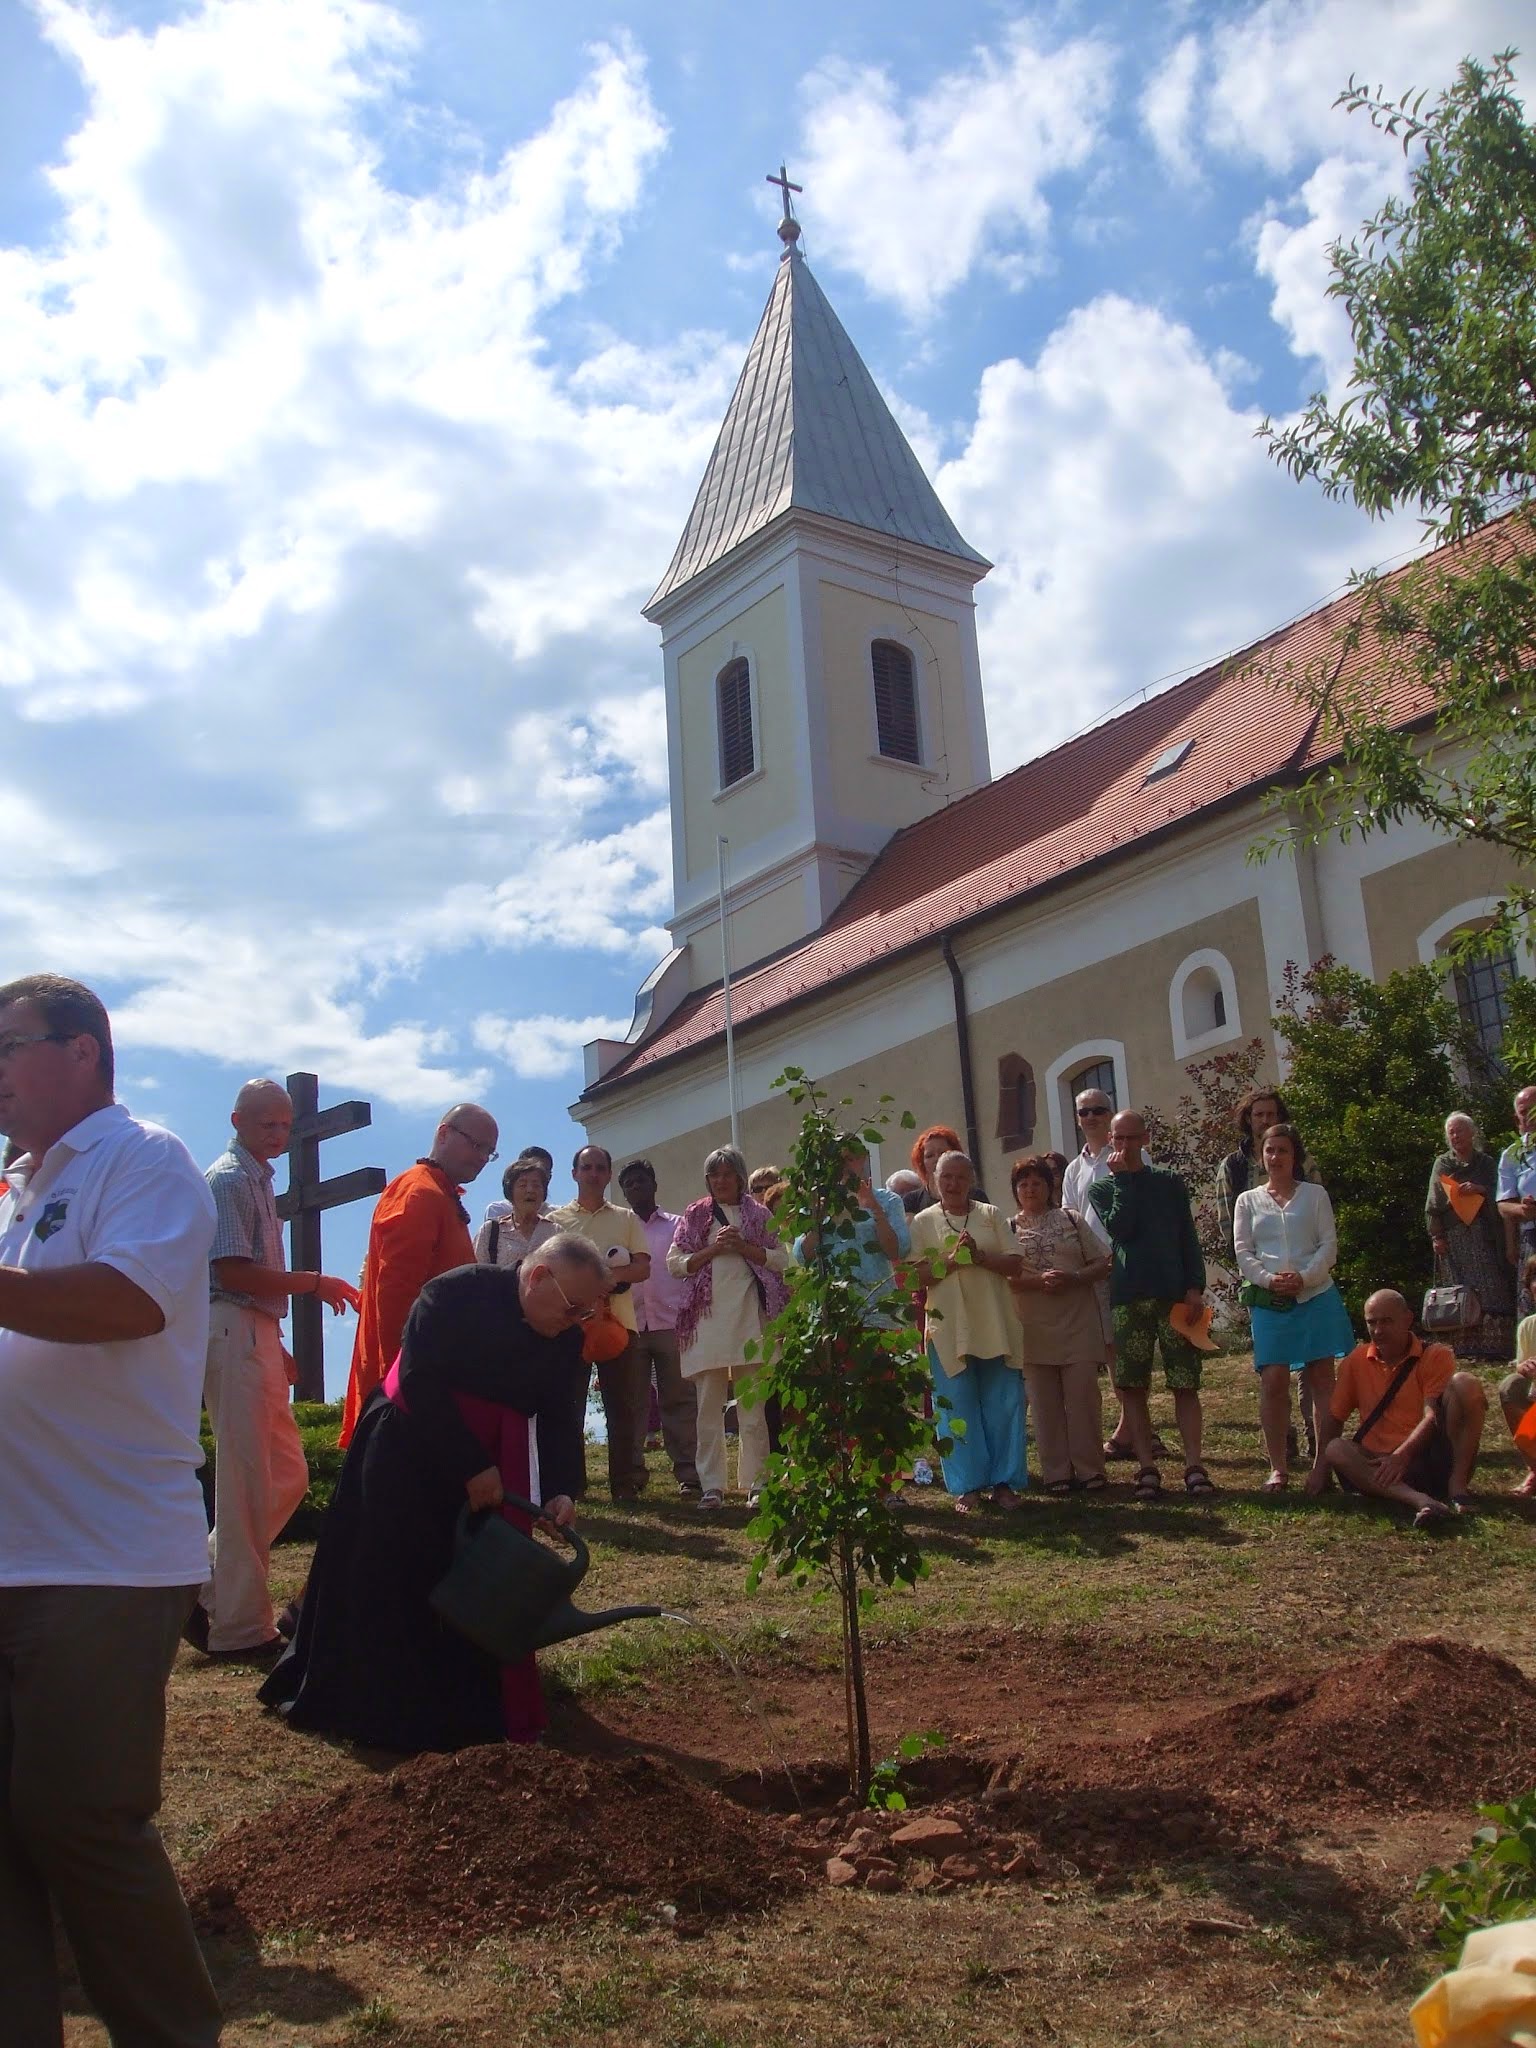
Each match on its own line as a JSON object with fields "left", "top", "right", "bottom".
{"left": 190, "top": 1080, "right": 360, "bottom": 1658}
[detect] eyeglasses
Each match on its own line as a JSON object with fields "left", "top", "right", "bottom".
{"left": 1077, "top": 1105, "right": 1110, "bottom": 1118}
{"left": 447, "top": 1123, "right": 498, "bottom": 1161}
{"left": 546, "top": 1268, "right": 600, "bottom": 1325}
{"left": 0, "top": 1031, "right": 70, "bottom": 1063}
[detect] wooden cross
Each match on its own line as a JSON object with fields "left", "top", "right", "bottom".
{"left": 766, "top": 162, "right": 802, "bottom": 227}
{"left": 275, "top": 1072, "right": 386, "bottom": 1402}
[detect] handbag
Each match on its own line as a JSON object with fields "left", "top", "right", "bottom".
{"left": 1421, "top": 1249, "right": 1481, "bottom": 1333}
{"left": 1239, "top": 1279, "right": 1295, "bottom": 1314}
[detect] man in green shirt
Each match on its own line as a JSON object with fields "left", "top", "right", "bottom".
{"left": 1090, "top": 1111, "right": 1212, "bottom": 1501}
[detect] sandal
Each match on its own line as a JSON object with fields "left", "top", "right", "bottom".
{"left": 954, "top": 1491, "right": 980, "bottom": 1515}
{"left": 1043, "top": 1480, "right": 1075, "bottom": 1498}
{"left": 1132, "top": 1466, "right": 1162, "bottom": 1502}
{"left": 1413, "top": 1500, "right": 1456, "bottom": 1530}
{"left": 1081, "top": 1473, "right": 1109, "bottom": 1493}
{"left": 1262, "top": 1470, "right": 1289, "bottom": 1493}
{"left": 1184, "top": 1465, "right": 1217, "bottom": 1497}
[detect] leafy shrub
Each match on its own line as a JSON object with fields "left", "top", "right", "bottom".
{"left": 1418, "top": 1790, "right": 1536, "bottom": 1958}
{"left": 199, "top": 1401, "right": 344, "bottom": 1539}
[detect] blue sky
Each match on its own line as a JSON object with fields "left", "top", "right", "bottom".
{"left": 2, "top": 0, "right": 1526, "bottom": 1389}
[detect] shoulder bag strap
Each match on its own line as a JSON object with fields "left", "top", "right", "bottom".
{"left": 1353, "top": 1351, "right": 1423, "bottom": 1447}
{"left": 487, "top": 1219, "right": 500, "bottom": 1264}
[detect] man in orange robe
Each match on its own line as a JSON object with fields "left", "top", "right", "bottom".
{"left": 338, "top": 1104, "right": 498, "bottom": 1445}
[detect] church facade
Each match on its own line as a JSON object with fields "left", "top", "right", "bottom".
{"left": 573, "top": 211, "right": 1528, "bottom": 1195}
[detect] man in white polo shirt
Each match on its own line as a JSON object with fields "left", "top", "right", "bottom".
{"left": 0, "top": 974, "right": 222, "bottom": 2047}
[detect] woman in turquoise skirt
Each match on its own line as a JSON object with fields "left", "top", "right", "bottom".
{"left": 1232, "top": 1122, "right": 1354, "bottom": 1492}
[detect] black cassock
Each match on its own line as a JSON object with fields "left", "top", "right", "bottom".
{"left": 259, "top": 1262, "right": 586, "bottom": 1753}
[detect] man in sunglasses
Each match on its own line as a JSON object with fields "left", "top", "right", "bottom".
{"left": 1061, "top": 1087, "right": 1152, "bottom": 1460}
{"left": 339, "top": 1103, "right": 498, "bottom": 1446}
{"left": 0, "top": 973, "right": 222, "bottom": 2046}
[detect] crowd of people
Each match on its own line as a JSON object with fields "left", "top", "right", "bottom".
{"left": 4, "top": 970, "right": 1536, "bottom": 2045}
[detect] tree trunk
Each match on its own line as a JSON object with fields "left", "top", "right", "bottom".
{"left": 839, "top": 1530, "right": 871, "bottom": 1803}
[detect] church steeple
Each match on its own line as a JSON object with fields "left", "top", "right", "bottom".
{"left": 646, "top": 211, "right": 988, "bottom": 617}
{"left": 642, "top": 183, "right": 992, "bottom": 1002}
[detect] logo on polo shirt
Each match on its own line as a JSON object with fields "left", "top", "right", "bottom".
{"left": 34, "top": 1198, "right": 70, "bottom": 1242}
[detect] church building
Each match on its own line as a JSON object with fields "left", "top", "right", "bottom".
{"left": 573, "top": 198, "right": 1528, "bottom": 1193}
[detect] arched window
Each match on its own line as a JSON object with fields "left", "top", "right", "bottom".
{"left": 1453, "top": 945, "right": 1517, "bottom": 1077}
{"left": 1168, "top": 948, "right": 1241, "bottom": 1058}
{"left": 1071, "top": 1059, "right": 1117, "bottom": 1109}
{"left": 716, "top": 657, "right": 754, "bottom": 787}
{"left": 996, "top": 1055, "right": 1036, "bottom": 1151}
{"left": 871, "top": 640, "right": 920, "bottom": 764}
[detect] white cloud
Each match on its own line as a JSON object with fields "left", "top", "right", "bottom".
{"left": 1250, "top": 152, "right": 1408, "bottom": 395}
{"left": 1152, "top": 0, "right": 1528, "bottom": 178}
{"left": 794, "top": 22, "right": 1109, "bottom": 319}
{"left": 472, "top": 1011, "right": 629, "bottom": 1080}
{"left": 0, "top": 1, "right": 704, "bottom": 1107}
{"left": 1140, "top": 33, "right": 1203, "bottom": 183}
{"left": 938, "top": 293, "right": 1409, "bottom": 767}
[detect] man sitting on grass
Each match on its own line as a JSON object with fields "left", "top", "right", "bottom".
{"left": 1309, "top": 1289, "right": 1486, "bottom": 1527}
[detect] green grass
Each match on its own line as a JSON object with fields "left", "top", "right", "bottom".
{"left": 514, "top": 1352, "right": 1536, "bottom": 1698}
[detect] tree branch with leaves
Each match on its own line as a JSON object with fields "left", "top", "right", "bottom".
{"left": 1255, "top": 50, "right": 1536, "bottom": 960}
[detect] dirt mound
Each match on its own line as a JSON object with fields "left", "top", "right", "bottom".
{"left": 1146, "top": 1637, "right": 1536, "bottom": 1809}
{"left": 188, "top": 1744, "right": 810, "bottom": 1948}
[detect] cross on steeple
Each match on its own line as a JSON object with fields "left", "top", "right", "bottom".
{"left": 766, "top": 162, "right": 803, "bottom": 248}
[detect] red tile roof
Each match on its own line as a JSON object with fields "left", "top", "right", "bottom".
{"left": 585, "top": 515, "right": 1521, "bottom": 1100}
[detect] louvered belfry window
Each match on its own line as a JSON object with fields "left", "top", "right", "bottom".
{"left": 871, "top": 640, "right": 920, "bottom": 763}
{"left": 716, "top": 658, "right": 754, "bottom": 787}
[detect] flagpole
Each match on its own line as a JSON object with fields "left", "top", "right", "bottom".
{"left": 717, "top": 835, "right": 741, "bottom": 1150}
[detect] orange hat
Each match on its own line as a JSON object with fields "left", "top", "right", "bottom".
{"left": 1167, "top": 1300, "right": 1218, "bottom": 1353}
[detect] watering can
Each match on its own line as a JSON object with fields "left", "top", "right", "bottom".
{"left": 429, "top": 1492, "right": 662, "bottom": 1663}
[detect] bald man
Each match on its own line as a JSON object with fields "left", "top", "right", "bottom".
{"left": 339, "top": 1103, "right": 497, "bottom": 1446}
{"left": 192, "top": 1081, "right": 362, "bottom": 1657}
{"left": 1311, "top": 1288, "right": 1487, "bottom": 1527}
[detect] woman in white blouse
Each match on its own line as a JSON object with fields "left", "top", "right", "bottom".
{"left": 1233, "top": 1123, "right": 1354, "bottom": 1491}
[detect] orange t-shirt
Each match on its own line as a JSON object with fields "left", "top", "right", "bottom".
{"left": 339, "top": 1161, "right": 475, "bottom": 1445}
{"left": 1331, "top": 1337, "right": 1456, "bottom": 1454}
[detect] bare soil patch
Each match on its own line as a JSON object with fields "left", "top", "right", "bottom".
{"left": 188, "top": 1745, "right": 811, "bottom": 1949}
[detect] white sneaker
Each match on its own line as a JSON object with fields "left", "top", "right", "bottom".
{"left": 912, "top": 1458, "right": 934, "bottom": 1486}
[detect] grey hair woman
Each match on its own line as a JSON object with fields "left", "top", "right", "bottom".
{"left": 906, "top": 1150, "right": 1028, "bottom": 1513}
{"left": 1427, "top": 1110, "right": 1515, "bottom": 1362}
{"left": 666, "top": 1146, "right": 791, "bottom": 1510}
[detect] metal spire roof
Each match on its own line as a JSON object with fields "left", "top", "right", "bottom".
{"left": 645, "top": 239, "right": 990, "bottom": 614}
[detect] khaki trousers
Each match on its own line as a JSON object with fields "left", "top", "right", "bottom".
{"left": 596, "top": 1335, "right": 651, "bottom": 1497}
{"left": 202, "top": 1302, "right": 309, "bottom": 1651}
{"left": 631, "top": 1327, "right": 699, "bottom": 1487}
{"left": 1022, "top": 1357, "right": 1106, "bottom": 1487}
{"left": 0, "top": 1582, "right": 221, "bottom": 2048}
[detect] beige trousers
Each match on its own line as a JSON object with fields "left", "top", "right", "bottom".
{"left": 202, "top": 1301, "right": 309, "bottom": 1651}
{"left": 691, "top": 1366, "right": 771, "bottom": 1496}
{"left": 1022, "top": 1357, "right": 1106, "bottom": 1487}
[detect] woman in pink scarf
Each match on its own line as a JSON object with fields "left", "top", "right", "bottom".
{"left": 667, "top": 1145, "right": 790, "bottom": 1510}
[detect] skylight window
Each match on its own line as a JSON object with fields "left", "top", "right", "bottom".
{"left": 1143, "top": 737, "right": 1195, "bottom": 785}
